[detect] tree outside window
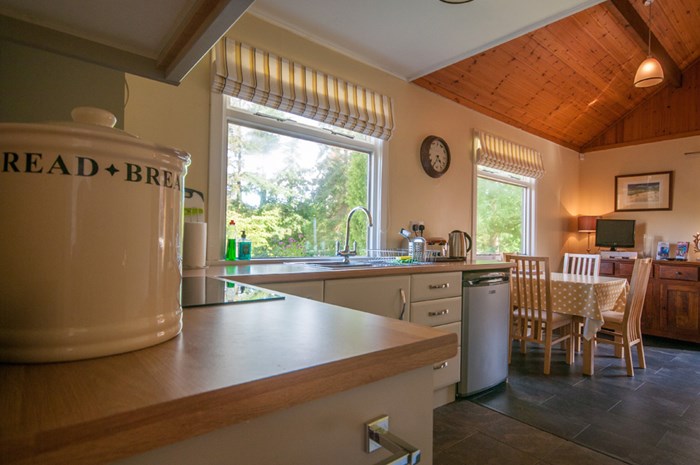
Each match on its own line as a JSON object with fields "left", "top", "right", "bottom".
{"left": 475, "top": 167, "right": 533, "bottom": 257}
{"left": 225, "top": 123, "right": 370, "bottom": 258}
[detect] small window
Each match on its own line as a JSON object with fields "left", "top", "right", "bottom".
{"left": 209, "top": 96, "right": 384, "bottom": 260}
{"left": 474, "top": 166, "right": 534, "bottom": 258}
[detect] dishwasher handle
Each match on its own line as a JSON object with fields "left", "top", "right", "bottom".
{"left": 464, "top": 276, "right": 509, "bottom": 286}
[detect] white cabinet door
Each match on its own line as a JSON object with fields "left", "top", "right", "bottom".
{"left": 259, "top": 281, "right": 324, "bottom": 301}
{"left": 324, "top": 276, "right": 411, "bottom": 320}
{"left": 110, "top": 366, "right": 435, "bottom": 465}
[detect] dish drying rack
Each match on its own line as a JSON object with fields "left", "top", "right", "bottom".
{"left": 364, "top": 248, "right": 440, "bottom": 265}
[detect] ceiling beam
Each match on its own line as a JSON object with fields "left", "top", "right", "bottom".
{"left": 609, "top": 0, "right": 682, "bottom": 88}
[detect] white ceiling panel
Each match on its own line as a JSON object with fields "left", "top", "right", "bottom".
{"left": 248, "top": 0, "right": 605, "bottom": 80}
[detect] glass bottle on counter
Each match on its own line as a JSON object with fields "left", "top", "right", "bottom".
{"left": 238, "top": 230, "right": 252, "bottom": 260}
{"left": 225, "top": 220, "right": 237, "bottom": 261}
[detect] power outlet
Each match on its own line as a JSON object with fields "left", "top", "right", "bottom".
{"left": 409, "top": 220, "right": 424, "bottom": 234}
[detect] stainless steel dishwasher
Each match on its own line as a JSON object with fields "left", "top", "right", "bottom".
{"left": 458, "top": 270, "right": 510, "bottom": 397}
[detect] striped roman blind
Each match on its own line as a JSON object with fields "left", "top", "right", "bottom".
{"left": 474, "top": 129, "right": 545, "bottom": 179}
{"left": 212, "top": 38, "right": 395, "bottom": 140}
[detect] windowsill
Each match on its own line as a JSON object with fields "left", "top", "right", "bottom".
{"left": 210, "top": 257, "right": 344, "bottom": 266}
{"left": 475, "top": 255, "right": 505, "bottom": 261}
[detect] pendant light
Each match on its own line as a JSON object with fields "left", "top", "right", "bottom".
{"left": 634, "top": 0, "right": 664, "bottom": 88}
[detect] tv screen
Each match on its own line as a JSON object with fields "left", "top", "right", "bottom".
{"left": 595, "top": 219, "right": 635, "bottom": 251}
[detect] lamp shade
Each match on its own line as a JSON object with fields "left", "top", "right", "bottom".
{"left": 634, "top": 57, "right": 664, "bottom": 88}
{"left": 578, "top": 215, "right": 598, "bottom": 233}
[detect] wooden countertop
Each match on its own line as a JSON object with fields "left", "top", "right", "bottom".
{"left": 0, "top": 295, "right": 457, "bottom": 465}
{"left": 185, "top": 260, "right": 512, "bottom": 284}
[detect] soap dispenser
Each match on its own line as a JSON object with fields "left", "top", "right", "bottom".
{"left": 225, "top": 219, "right": 237, "bottom": 260}
{"left": 238, "top": 231, "right": 252, "bottom": 260}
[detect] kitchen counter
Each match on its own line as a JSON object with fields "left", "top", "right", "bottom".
{"left": 184, "top": 259, "right": 512, "bottom": 284}
{"left": 0, "top": 293, "right": 456, "bottom": 465}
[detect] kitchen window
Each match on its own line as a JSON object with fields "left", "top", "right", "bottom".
{"left": 474, "top": 166, "right": 535, "bottom": 259}
{"left": 208, "top": 96, "right": 385, "bottom": 261}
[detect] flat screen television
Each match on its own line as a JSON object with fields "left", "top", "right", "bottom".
{"left": 595, "top": 219, "right": 635, "bottom": 251}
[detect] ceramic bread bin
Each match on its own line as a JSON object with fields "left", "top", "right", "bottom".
{"left": 0, "top": 107, "right": 191, "bottom": 362}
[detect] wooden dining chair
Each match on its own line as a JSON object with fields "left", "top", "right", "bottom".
{"left": 592, "top": 257, "right": 652, "bottom": 376}
{"left": 505, "top": 254, "right": 575, "bottom": 374}
{"left": 563, "top": 253, "right": 601, "bottom": 351}
{"left": 563, "top": 253, "right": 601, "bottom": 276}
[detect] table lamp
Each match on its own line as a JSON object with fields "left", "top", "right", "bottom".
{"left": 578, "top": 215, "right": 598, "bottom": 253}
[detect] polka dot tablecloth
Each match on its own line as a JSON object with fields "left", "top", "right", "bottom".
{"left": 549, "top": 272, "right": 629, "bottom": 339}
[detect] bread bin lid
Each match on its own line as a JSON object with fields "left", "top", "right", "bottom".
{"left": 0, "top": 106, "right": 191, "bottom": 165}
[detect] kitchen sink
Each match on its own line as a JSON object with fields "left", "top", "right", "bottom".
{"left": 301, "top": 260, "right": 383, "bottom": 268}
{"left": 296, "top": 259, "right": 424, "bottom": 269}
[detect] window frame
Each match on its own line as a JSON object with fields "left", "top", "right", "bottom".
{"left": 207, "top": 93, "right": 387, "bottom": 263}
{"left": 471, "top": 165, "right": 536, "bottom": 260}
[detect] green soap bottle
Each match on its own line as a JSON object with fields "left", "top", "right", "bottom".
{"left": 225, "top": 220, "right": 237, "bottom": 261}
{"left": 238, "top": 231, "right": 252, "bottom": 260}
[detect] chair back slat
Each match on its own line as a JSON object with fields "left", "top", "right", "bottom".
{"left": 563, "top": 253, "right": 600, "bottom": 276}
{"left": 624, "top": 258, "right": 652, "bottom": 340}
{"left": 505, "top": 254, "right": 552, "bottom": 344}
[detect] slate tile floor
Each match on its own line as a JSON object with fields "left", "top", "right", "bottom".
{"left": 434, "top": 336, "right": 700, "bottom": 465}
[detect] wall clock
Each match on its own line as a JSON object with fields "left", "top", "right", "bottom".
{"left": 420, "top": 135, "right": 451, "bottom": 178}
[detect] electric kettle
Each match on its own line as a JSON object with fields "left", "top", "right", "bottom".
{"left": 447, "top": 230, "right": 473, "bottom": 258}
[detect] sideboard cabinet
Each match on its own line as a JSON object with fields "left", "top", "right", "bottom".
{"left": 600, "top": 259, "right": 700, "bottom": 343}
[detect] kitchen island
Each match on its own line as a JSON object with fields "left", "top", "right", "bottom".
{"left": 0, "top": 288, "right": 456, "bottom": 465}
{"left": 2, "top": 261, "right": 512, "bottom": 464}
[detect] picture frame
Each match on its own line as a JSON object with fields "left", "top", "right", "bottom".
{"left": 615, "top": 171, "right": 673, "bottom": 212}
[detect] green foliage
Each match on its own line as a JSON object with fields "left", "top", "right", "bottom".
{"left": 225, "top": 123, "right": 369, "bottom": 259}
{"left": 476, "top": 177, "right": 523, "bottom": 254}
{"left": 346, "top": 154, "right": 370, "bottom": 254}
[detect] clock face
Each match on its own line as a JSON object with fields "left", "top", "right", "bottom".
{"left": 429, "top": 139, "right": 448, "bottom": 172}
{"left": 420, "top": 136, "right": 450, "bottom": 178}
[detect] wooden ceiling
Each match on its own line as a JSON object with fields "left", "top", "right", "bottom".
{"left": 412, "top": 0, "right": 700, "bottom": 152}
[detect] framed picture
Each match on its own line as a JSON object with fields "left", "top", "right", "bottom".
{"left": 615, "top": 171, "right": 673, "bottom": 212}
{"left": 656, "top": 241, "right": 670, "bottom": 260}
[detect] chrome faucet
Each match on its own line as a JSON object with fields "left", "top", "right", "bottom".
{"left": 336, "top": 206, "right": 373, "bottom": 263}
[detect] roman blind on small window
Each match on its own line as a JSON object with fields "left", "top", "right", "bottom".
{"left": 474, "top": 129, "right": 545, "bottom": 179}
{"left": 212, "top": 38, "right": 395, "bottom": 140}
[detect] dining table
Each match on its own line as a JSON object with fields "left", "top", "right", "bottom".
{"left": 548, "top": 272, "right": 629, "bottom": 375}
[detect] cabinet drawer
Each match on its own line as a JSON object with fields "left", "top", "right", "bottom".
{"left": 410, "top": 297, "right": 462, "bottom": 327}
{"left": 411, "top": 272, "right": 462, "bottom": 302}
{"left": 616, "top": 262, "right": 635, "bottom": 277}
{"left": 433, "top": 351, "right": 460, "bottom": 390}
{"left": 434, "top": 321, "right": 461, "bottom": 346}
{"left": 658, "top": 265, "right": 699, "bottom": 282}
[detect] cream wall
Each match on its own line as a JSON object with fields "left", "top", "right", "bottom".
{"left": 579, "top": 136, "right": 700, "bottom": 260}
{"left": 124, "top": 56, "right": 210, "bottom": 195}
{"left": 124, "top": 14, "right": 580, "bottom": 263}
{"left": 1, "top": 40, "right": 125, "bottom": 126}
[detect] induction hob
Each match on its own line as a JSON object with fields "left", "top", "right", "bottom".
{"left": 181, "top": 277, "right": 284, "bottom": 308}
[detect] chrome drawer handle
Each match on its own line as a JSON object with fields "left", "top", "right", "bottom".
{"left": 433, "top": 361, "right": 448, "bottom": 370}
{"left": 428, "top": 283, "right": 449, "bottom": 289}
{"left": 428, "top": 309, "right": 449, "bottom": 317}
{"left": 366, "top": 416, "right": 421, "bottom": 465}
